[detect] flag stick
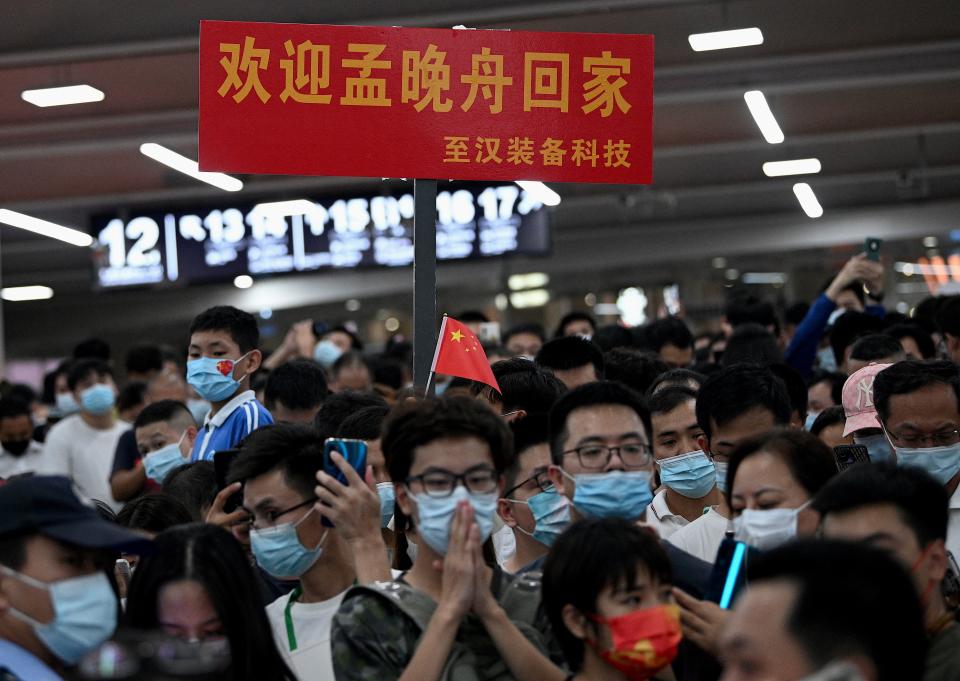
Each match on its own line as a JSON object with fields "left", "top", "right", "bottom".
{"left": 425, "top": 315, "right": 448, "bottom": 398}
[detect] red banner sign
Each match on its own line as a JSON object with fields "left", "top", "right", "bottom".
{"left": 199, "top": 21, "right": 653, "bottom": 184}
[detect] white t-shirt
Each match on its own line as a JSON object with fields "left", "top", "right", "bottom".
{"left": 266, "top": 588, "right": 347, "bottom": 681}
{"left": 665, "top": 506, "right": 729, "bottom": 564}
{"left": 0, "top": 441, "right": 55, "bottom": 480}
{"left": 643, "top": 489, "right": 691, "bottom": 540}
{"left": 948, "top": 485, "right": 960, "bottom": 562}
{"left": 39, "top": 415, "right": 129, "bottom": 511}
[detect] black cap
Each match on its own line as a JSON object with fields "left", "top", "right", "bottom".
{"left": 0, "top": 476, "right": 153, "bottom": 553}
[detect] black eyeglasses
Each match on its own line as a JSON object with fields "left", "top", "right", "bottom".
{"left": 503, "top": 468, "right": 551, "bottom": 499}
{"left": 563, "top": 442, "right": 652, "bottom": 470}
{"left": 249, "top": 497, "right": 317, "bottom": 530}
{"left": 405, "top": 465, "right": 499, "bottom": 498}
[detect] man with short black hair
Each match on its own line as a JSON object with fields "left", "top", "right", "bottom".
{"left": 847, "top": 333, "right": 905, "bottom": 373}
{"left": 503, "top": 323, "right": 546, "bottom": 359}
{"left": 720, "top": 539, "right": 927, "bottom": 681}
{"left": 0, "top": 475, "right": 151, "bottom": 679}
{"left": 41, "top": 360, "right": 127, "bottom": 510}
{"left": 873, "top": 360, "right": 960, "bottom": 561}
{"left": 496, "top": 414, "right": 558, "bottom": 573}
{"left": 666, "top": 364, "right": 792, "bottom": 562}
{"left": 535, "top": 336, "right": 604, "bottom": 390}
{"left": 554, "top": 311, "right": 596, "bottom": 339}
{"left": 0, "top": 399, "right": 50, "bottom": 480}
{"left": 603, "top": 348, "right": 669, "bottom": 396}
{"left": 886, "top": 323, "right": 937, "bottom": 360}
{"left": 647, "top": 387, "right": 717, "bottom": 538}
{"left": 230, "top": 424, "right": 367, "bottom": 681}
{"left": 330, "top": 352, "right": 373, "bottom": 393}
{"left": 815, "top": 463, "right": 960, "bottom": 681}
{"left": 263, "top": 359, "right": 329, "bottom": 424}
{"left": 647, "top": 317, "right": 695, "bottom": 369}
{"left": 313, "top": 391, "right": 388, "bottom": 440}
{"left": 474, "top": 358, "right": 567, "bottom": 421}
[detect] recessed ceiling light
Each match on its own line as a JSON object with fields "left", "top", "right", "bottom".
{"left": 762, "top": 158, "right": 821, "bottom": 177}
{"left": 21, "top": 84, "right": 104, "bottom": 107}
{"left": 140, "top": 143, "right": 243, "bottom": 192}
{"left": 743, "top": 91, "right": 785, "bottom": 144}
{"left": 688, "top": 28, "right": 764, "bottom": 52}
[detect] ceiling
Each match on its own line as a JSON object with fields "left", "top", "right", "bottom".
{"left": 1, "top": 0, "right": 959, "bottom": 356}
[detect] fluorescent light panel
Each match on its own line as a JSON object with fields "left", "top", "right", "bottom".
{"left": 793, "top": 183, "right": 823, "bottom": 218}
{"left": 0, "top": 209, "right": 93, "bottom": 247}
{"left": 140, "top": 143, "right": 243, "bottom": 192}
{"left": 21, "top": 84, "right": 104, "bottom": 107}
{"left": 688, "top": 27, "right": 763, "bottom": 52}
{"left": 515, "top": 181, "right": 561, "bottom": 206}
{"left": 763, "top": 158, "right": 821, "bottom": 177}
{"left": 1, "top": 286, "right": 54, "bottom": 302}
{"left": 743, "top": 91, "right": 784, "bottom": 144}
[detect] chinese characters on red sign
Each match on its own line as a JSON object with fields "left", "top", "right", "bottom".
{"left": 199, "top": 21, "right": 654, "bottom": 184}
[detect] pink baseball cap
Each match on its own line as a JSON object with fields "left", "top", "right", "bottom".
{"left": 841, "top": 363, "right": 893, "bottom": 436}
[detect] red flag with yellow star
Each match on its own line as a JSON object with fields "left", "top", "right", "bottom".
{"left": 431, "top": 316, "right": 501, "bottom": 393}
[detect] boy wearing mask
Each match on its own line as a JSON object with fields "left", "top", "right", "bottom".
{"left": 186, "top": 306, "right": 272, "bottom": 461}
{"left": 41, "top": 360, "right": 127, "bottom": 510}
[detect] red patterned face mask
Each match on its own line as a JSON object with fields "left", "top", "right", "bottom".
{"left": 588, "top": 604, "right": 682, "bottom": 681}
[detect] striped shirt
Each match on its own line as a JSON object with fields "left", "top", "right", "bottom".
{"left": 190, "top": 390, "right": 273, "bottom": 461}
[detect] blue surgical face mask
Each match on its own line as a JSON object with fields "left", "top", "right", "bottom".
{"left": 186, "top": 353, "right": 249, "bottom": 403}
{"left": 510, "top": 486, "right": 571, "bottom": 547}
{"left": 817, "top": 346, "right": 838, "bottom": 372}
{"left": 854, "top": 433, "right": 894, "bottom": 463}
{"left": 563, "top": 469, "right": 654, "bottom": 520}
{"left": 377, "top": 482, "right": 395, "bottom": 528}
{"left": 250, "top": 506, "right": 327, "bottom": 578}
{"left": 411, "top": 485, "right": 498, "bottom": 556}
{"left": 0, "top": 567, "right": 118, "bottom": 664}
{"left": 804, "top": 411, "right": 821, "bottom": 431}
{"left": 56, "top": 392, "right": 80, "bottom": 416}
{"left": 714, "top": 461, "right": 729, "bottom": 494}
{"left": 657, "top": 450, "right": 717, "bottom": 499}
{"left": 894, "top": 441, "right": 960, "bottom": 485}
{"left": 143, "top": 432, "right": 188, "bottom": 484}
{"left": 80, "top": 384, "right": 115, "bottom": 416}
{"left": 313, "top": 340, "right": 344, "bottom": 368}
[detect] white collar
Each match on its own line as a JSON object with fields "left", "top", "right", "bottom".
{"left": 205, "top": 390, "right": 256, "bottom": 428}
{"left": 650, "top": 488, "right": 680, "bottom": 520}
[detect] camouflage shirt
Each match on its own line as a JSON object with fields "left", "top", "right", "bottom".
{"left": 330, "top": 578, "right": 549, "bottom": 681}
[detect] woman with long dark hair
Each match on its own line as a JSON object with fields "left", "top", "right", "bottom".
{"left": 125, "top": 522, "right": 297, "bottom": 681}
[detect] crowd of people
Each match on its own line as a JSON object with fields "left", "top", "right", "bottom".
{"left": 2, "top": 252, "right": 960, "bottom": 681}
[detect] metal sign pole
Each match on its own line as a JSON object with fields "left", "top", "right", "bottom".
{"left": 412, "top": 179, "right": 438, "bottom": 393}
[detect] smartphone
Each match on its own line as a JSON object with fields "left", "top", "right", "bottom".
{"left": 321, "top": 439, "right": 368, "bottom": 528}
{"left": 322, "top": 438, "right": 368, "bottom": 485}
{"left": 213, "top": 448, "right": 242, "bottom": 514}
{"left": 833, "top": 444, "right": 871, "bottom": 472}
{"left": 706, "top": 538, "right": 758, "bottom": 608}
{"left": 943, "top": 550, "right": 960, "bottom": 610}
{"left": 864, "top": 237, "right": 882, "bottom": 262}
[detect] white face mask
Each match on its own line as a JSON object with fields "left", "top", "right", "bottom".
{"left": 733, "top": 501, "right": 810, "bottom": 551}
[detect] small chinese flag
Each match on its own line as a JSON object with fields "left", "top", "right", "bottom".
{"left": 431, "top": 316, "right": 501, "bottom": 394}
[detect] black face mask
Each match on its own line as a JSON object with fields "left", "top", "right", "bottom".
{"left": 3, "top": 440, "right": 31, "bottom": 457}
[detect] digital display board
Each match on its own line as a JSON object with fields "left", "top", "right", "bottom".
{"left": 91, "top": 184, "right": 550, "bottom": 288}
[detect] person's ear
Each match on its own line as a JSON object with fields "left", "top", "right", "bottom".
{"left": 186, "top": 425, "right": 198, "bottom": 447}
{"left": 561, "top": 604, "right": 590, "bottom": 641}
{"left": 395, "top": 483, "right": 416, "bottom": 519}
{"left": 697, "top": 434, "right": 710, "bottom": 455}
{"left": 497, "top": 498, "right": 518, "bottom": 528}
{"left": 797, "top": 506, "right": 821, "bottom": 537}
{"left": 927, "top": 540, "right": 949, "bottom": 582}
{"left": 245, "top": 350, "right": 262, "bottom": 374}
{"left": 504, "top": 409, "right": 527, "bottom": 424}
{"left": 547, "top": 465, "right": 565, "bottom": 494}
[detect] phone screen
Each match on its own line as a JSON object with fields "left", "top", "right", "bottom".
{"left": 864, "top": 237, "right": 882, "bottom": 262}
{"left": 706, "top": 538, "right": 758, "bottom": 608}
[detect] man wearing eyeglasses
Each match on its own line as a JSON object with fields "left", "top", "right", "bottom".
{"left": 228, "top": 423, "right": 367, "bottom": 681}
{"left": 874, "top": 360, "right": 960, "bottom": 562}
{"left": 496, "top": 414, "right": 560, "bottom": 573}
{"left": 543, "top": 382, "right": 712, "bottom": 593}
